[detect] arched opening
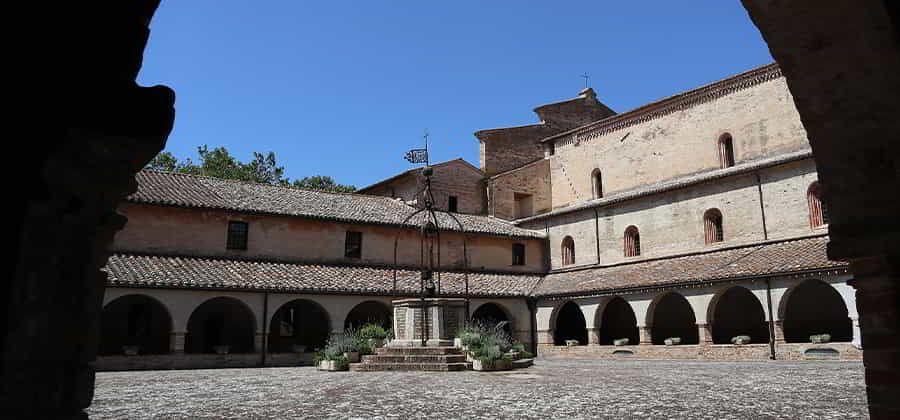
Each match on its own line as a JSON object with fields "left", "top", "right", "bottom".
{"left": 561, "top": 236, "right": 575, "bottom": 266}
{"left": 710, "top": 287, "right": 768, "bottom": 344}
{"left": 185, "top": 297, "right": 256, "bottom": 354}
{"left": 703, "top": 208, "right": 724, "bottom": 244}
{"left": 269, "top": 299, "right": 332, "bottom": 353}
{"left": 344, "top": 300, "right": 391, "bottom": 330}
{"left": 598, "top": 297, "right": 639, "bottom": 345}
{"left": 649, "top": 292, "right": 698, "bottom": 344}
{"left": 807, "top": 181, "right": 829, "bottom": 228}
{"left": 624, "top": 225, "right": 641, "bottom": 257}
{"left": 718, "top": 133, "right": 735, "bottom": 168}
{"left": 100, "top": 295, "right": 172, "bottom": 355}
{"left": 782, "top": 280, "right": 851, "bottom": 343}
{"left": 553, "top": 301, "right": 587, "bottom": 345}
{"left": 472, "top": 302, "right": 512, "bottom": 334}
{"left": 591, "top": 168, "right": 603, "bottom": 199}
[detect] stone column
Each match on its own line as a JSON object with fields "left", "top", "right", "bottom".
{"left": 773, "top": 320, "right": 786, "bottom": 344}
{"left": 586, "top": 328, "right": 600, "bottom": 345}
{"left": 850, "top": 317, "right": 862, "bottom": 349}
{"left": 697, "top": 323, "right": 713, "bottom": 345}
{"left": 536, "top": 330, "right": 554, "bottom": 345}
{"left": 254, "top": 332, "right": 266, "bottom": 353}
{"left": 639, "top": 326, "right": 652, "bottom": 345}
{"left": 169, "top": 332, "right": 186, "bottom": 354}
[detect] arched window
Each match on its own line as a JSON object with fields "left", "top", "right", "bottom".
{"left": 561, "top": 236, "right": 575, "bottom": 266}
{"left": 703, "top": 208, "right": 724, "bottom": 244}
{"left": 807, "top": 181, "right": 829, "bottom": 228}
{"left": 718, "top": 133, "right": 735, "bottom": 168}
{"left": 624, "top": 226, "right": 641, "bottom": 257}
{"left": 591, "top": 169, "right": 603, "bottom": 199}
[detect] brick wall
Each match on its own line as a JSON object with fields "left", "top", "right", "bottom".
{"left": 489, "top": 159, "right": 551, "bottom": 220}
{"left": 361, "top": 160, "right": 486, "bottom": 215}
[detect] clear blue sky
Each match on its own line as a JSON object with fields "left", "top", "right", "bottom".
{"left": 139, "top": 1, "right": 772, "bottom": 188}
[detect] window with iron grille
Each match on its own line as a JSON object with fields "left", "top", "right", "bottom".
{"left": 512, "top": 243, "right": 526, "bottom": 266}
{"left": 226, "top": 221, "right": 248, "bottom": 250}
{"left": 807, "top": 182, "right": 829, "bottom": 228}
{"left": 561, "top": 236, "right": 575, "bottom": 266}
{"left": 624, "top": 226, "right": 641, "bottom": 257}
{"left": 704, "top": 209, "right": 724, "bottom": 244}
{"left": 718, "top": 133, "right": 735, "bottom": 168}
{"left": 345, "top": 231, "right": 362, "bottom": 259}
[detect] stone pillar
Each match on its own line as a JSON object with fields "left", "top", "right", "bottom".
{"left": 254, "top": 332, "right": 266, "bottom": 353}
{"left": 848, "top": 256, "right": 900, "bottom": 419}
{"left": 850, "top": 317, "right": 862, "bottom": 349}
{"left": 169, "top": 332, "right": 186, "bottom": 354}
{"left": 586, "top": 328, "right": 600, "bottom": 345}
{"left": 697, "top": 323, "right": 713, "bottom": 345}
{"left": 773, "top": 320, "right": 786, "bottom": 344}
{"left": 536, "top": 330, "right": 554, "bottom": 345}
{"left": 639, "top": 326, "right": 652, "bottom": 345}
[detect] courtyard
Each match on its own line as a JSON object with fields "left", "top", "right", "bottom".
{"left": 88, "top": 358, "right": 867, "bottom": 419}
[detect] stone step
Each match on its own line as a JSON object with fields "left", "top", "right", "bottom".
{"left": 361, "top": 354, "right": 467, "bottom": 364}
{"left": 349, "top": 362, "right": 469, "bottom": 372}
{"left": 375, "top": 346, "right": 461, "bottom": 355}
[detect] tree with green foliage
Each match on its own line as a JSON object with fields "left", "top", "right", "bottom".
{"left": 144, "top": 145, "right": 356, "bottom": 192}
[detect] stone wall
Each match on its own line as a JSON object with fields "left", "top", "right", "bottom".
{"left": 361, "top": 160, "right": 486, "bottom": 215}
{"left": 548, "top": 75, "right": 810, "bottom": 209}
{"left": 488, "top": 159, "right": 552, "bottom": 220}
{"left": 113, "top": 203, "right": 545, "bottom": 273}
{"left": 477, "top": 124, "right": 560, "bottom": 176}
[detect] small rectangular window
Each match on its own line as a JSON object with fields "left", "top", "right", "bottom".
{"left": 226, "top": 221, "right": 248, "bottom": 250}
{"left": 448, "top": 196, "right": 458, "bottom": 213}
{"left": 512, "top": 243, "right": 526, "bottom": 266}
{"left": 345, "top": 231, "right": 362, "bottom": 259}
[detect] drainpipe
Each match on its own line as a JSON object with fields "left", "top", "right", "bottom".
{"left": 755, "top": 172, "right": 769, "bottom": 240}
{"left": 594, "top": 208, "right": 601, "bottom": 264}
{"left": 261, "top": 292, "right": 269, "bottom": 367}
{"left": 527, "top": 297, "right": 538, "bottom": 354}
{"left": 765, "top": 279, "right": 776, "bottom": 360}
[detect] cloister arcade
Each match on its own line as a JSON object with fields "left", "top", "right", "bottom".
{"left": 536, "top": 273, "right": 861, "bottom": 360}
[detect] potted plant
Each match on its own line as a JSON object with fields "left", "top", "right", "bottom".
{"left": 358, "top": 323, "right": 389, "bottom": 350}
{"left": 565, "top": 339, "right": 579, "bottom": 347}
{"left": 122, "top": 345, "right": 140, "bottom": 356}
{"left": 471, "top": 345, "right": 512, "bottom": 371}
{"left": 663, "top": 337, "right": 681, "bottom": 346}
{"left": 613, "top": 338, "right": 629, "bottom": 346}
{"left": 810, "top": 333, "right": 831, "bottom": 344}
{"left": 731, "top": 335, "right": 751, "bottom": 345}
{"left": 329, "top": 330, "right": 361, "bottom": 362}
{"left": 213, "top": 344, "right": 230, "bottom": 355}
{"left": 291, "top": 344, "right": 307, "bottom": 353}
{"left": 315, "top": 348, "right": 348, "bottom": 372}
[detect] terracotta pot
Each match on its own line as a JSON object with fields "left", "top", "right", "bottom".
{"left": 317, "top": 360, "right": 347, "bottom": 371}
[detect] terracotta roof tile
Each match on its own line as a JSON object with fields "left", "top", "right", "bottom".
{"left": 129, "top": 170, "right": 543, "bottom": 239}
{"left": 534, "top": 236, "right": 845, "bottom": 297}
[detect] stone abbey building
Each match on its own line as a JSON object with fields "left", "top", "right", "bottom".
{"left": 98, "top": 63, "right": 860, "bottom": 370}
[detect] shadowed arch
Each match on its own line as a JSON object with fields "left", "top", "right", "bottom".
{"left": 472, "top": 302, "right": 513, "bottom": 334}
{"left": 553, "top": 301, "right": 587, "bottom": 345}
{"left": 186, "top": 297, "right": 256, "bottom": 354}
{"left": 269, "top": 299, "right": 332, "bottom": 352}
{"left": 709, "top": 286, "right": 768, "bottom": 344}
{"left": 597, "top": 297, "right": 639, "bottom": 345}
{"left": 100, "top": 294, "right": 172, "bottom": 355}
{"left": 344, "top": 300, "right": 392, "bottom": 330}
{"left": 648, "top": 292, "right": 698, "bottom": 345}
{"left": 780, "top": 279, "right": 851, "bottom": 343}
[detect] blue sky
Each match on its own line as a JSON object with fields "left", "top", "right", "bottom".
{"left": 139, "top": 1, "right": 772, "bottom": 188}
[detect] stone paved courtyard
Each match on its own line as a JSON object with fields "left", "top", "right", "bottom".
{"left": 88, "top": 359, "right": 867, "bottom": 419}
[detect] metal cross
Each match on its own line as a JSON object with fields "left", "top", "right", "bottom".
{"left": 580, "top": 73, "right": 590, "bottom": 88}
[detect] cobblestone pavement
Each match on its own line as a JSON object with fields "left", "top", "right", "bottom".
{"left": 88, "top": 359, "right": 867, "bottom": 419}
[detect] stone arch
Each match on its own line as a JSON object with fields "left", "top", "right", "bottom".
{"left": 552, "top": 301, "right": 587, "bottom": 345}
{"left": 647, "top": 292, "right": 698, "bottom": 344}
{"left": 561, "top": 236, "right": 575, "bottom": 266}
{"left": 268, "top": 299, "right": 332, "bottom": 352}
{"left": 708, "top": 286, "right": 768, "bottom": 344}
{"left": 597, "top": 297, "right": 639, "bottom": 345}
{"left": 591, "top": 168, "right": 603, "bottom": 199}
{"left": 703, "top": 208, "right": 724, "bottom": 244}
{"left": 185, "top": 296, "right": 256, "bottom": 354}
{"left": 780, "top": 279, "right": 851, "bottom": 343}
{"left": 472, "top": 302, "right": 513, "bottom": 334}
{"left": 344, "top": 300, "right": 392, "bottom": 330}
{"left": 718, "top": 132, "right": 735, "bottom": 168}
{"left": 100, "top": 294, "right": 172, "bottom": 356}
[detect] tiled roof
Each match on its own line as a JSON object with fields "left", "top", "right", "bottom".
{"left": 533, "top": 236, "right": 846, "bottom": 297}
{"left": 104, "top": 253, "right": 543, "bottom": 297}
{"left": 129, "top": 170, "right": 543, "bottom": 239}
{"left": 515, "top": 150, "right": 813, "bottom": 223}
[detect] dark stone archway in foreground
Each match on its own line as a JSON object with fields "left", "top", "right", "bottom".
{"left": 553, "top": 301, "right": 587, "bottom": 345}
{"left": 186, "top": 297, "right": 256, "bottom": 354}
{"left": 100, "top": 295, "right": 172, "bottom": 355}
{"left": 783, "top": 280, "right": 851, "bottom": 343}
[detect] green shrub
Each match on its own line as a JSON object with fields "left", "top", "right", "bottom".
{"left": 358, "top": 323, "right": 389, "bottom": 340}
{"left": 518, "top": 351, "right": 534, "bottom": 359}
{"left": 458, "top": 320, "right": 525, "bottom": 363}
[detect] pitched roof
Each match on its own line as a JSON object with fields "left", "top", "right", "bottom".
{"left": 129, "top": 170, "right": 543, "bottom": 239}
{"left": 533, "top": 235, "right": 846, "bottom": 297}
{"left": 356, "top": 158, "right": 483, "bottom": 193}
{"left": 104, "top": 253, "right": 543, "bottom": 297}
